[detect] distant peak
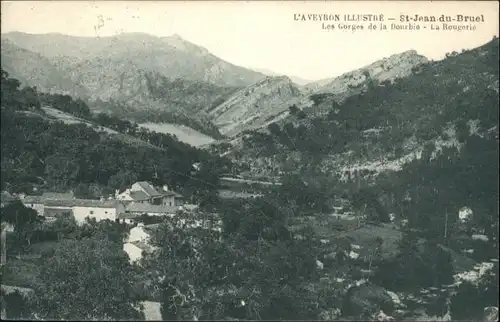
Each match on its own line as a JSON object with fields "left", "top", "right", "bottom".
{"left": 254, "top": 75, "right": 294, "bottom": 87}
{"left": 388, "top": 49, "right": 426, "bottom": 60}
{"left": 165, "top": 33, "right": 187, "bottom": 42}
{"left": 162, "top": 34, "right": 209, "bottom": 55}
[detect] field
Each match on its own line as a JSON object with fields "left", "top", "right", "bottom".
{"left": 140, "top": 122, "right": 216, "bottom": 148}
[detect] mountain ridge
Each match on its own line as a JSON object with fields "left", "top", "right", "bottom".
{"left": 1, "top": 31, "right": 266, "bottom": 87}
{"left": 207, "top": 75, "right": 307, "bottom": 137}
{"left": 1, "top": 32, "right": 251, "bottom": 138}
{"left": 251, "top": 67, "right": 313, "bottom": 86}
{"left": 208, "top": 49, "right": 431, "bottom": 137}
{"left": 227, "top": 38, "right": 499, "bottom": 180}
{"left": 305, "top": 50, "right": 429, "bottom": 94}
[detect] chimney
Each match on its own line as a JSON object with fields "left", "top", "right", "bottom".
{"left": 100, "top": 196, "right": 105, "bottom": 202}
{"left": 163, "top": 185, "right": 169, "bottom": 192}
{"left": 115, "top": 189, "right": 120, "bottom": 198}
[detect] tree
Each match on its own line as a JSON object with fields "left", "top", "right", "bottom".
{"left": 19, "top": 86, "right": 41, "bottom": 109}
{"left": 309, "top": 93, "right": 333, "bottom": 106}
{"left": 108, "top": 170, "right": 139, "bottom": 192}
{"left": 351, "top": 189, "right": 390, "bottom": 223}
{"left": 297, "top": 110, "right": 307, "bottom": 119}
{"left": 0, "top": 201, "right": 43, "bottom": 248}
{"left": 142, "top": 197, "right": 323, "bottom": 321}
{"left": 289, "top": 104, "right": 299, "bottom": 115}
{"left": 34, "top": 236, "right": 144, "bottom": 320}
{"left": 267, "top": 122, "right": 281, "bottom": 137}
{"left": 50, "top": 212, "right": 78, "bottom": 241}
{"left": 1, "top": 289, "right": 35, "bottom": 320}
{"left": 44, "top": 154, "right": 80, "bottom": 189}
{"left": 455, "top": 119, "right": 469, "bottom": 143}
{"left": 76, "top": 218, "right": 129, "bottom": 244}
{"left": 450, "top": 262, "right": 498, "bottom": 320}
{"left": 1, "top": 69, "right": 22, "bottom": 108}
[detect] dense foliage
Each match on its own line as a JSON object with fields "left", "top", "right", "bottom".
{"left": 244, "top": 39, "right": 498, "bottom": 162}
{"left": 33, "top": 236, "right": 144, "bottom": 320}
{"left": 1, "top": 201, "right": 143, "bottom": 320}
{"left": 1, "top": 38, "right": 498, "bottom": 322}
{"left": 134, "top": 196, "right": 327, "bottom": 320}
{"left": 0, "top": 69, "right": 230, "bottom": 205}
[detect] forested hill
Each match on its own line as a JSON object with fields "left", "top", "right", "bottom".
{"left": 235, "top": 37, "right": 499, "bottom": 176}
{"left": 0, "top": 34, "right": 243, "bottom": 139}
{"left": 0, "top": 69, "right": 232, "bottom": 205}
{"left": 229, "top": 37, "right": 499, "bottom": 257}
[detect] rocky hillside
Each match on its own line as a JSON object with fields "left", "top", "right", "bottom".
{"left": 1, "top": 32, "right": 254, "bottom": 137}
{"left": 252, "top": 67, "right": 312, "bottom": 86}
{"left": 81, "top": 69, "right": 236, "bottom": 138}
{"left": 209, "top": 50, "right": 431, "bottom": 139}
{"left": 0, "top": 39, "right": 87, "bottom": 97}
{"left": 290, "top": 50, "right": 429, "bottom": 118}
{"left": 2, "top": 32, "right": 266, "bottom": 87}
{"left": 207, "top": 76, "right": 308, "bottom": 137}
{"left": 305, "top": 50, "right": 429, "bottom": 94}
{"left": 228, "top": 38, "right": 498, "bottom": 179}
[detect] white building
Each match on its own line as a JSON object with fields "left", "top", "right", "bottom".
{"left": 71, "top": 200, "right": 126, "bottom": 224}
{"left": 458, "top": 206, "right": 473, "bottom": 223}
{"left": 116, "top": 181, "right": 184, "bottom": 206}
{"left": 123, "top": 243, "right": 144, "bottom": 264}
{"left": 21, "top": 195, "right": 126, "bottom": 224}
{"left": 123, "top": 224, "right": 156, "bottom": 264}
{"left": 117, "top": 204, "right": 178, "bottom": 224}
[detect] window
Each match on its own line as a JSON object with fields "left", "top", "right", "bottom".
{"left": 169, "top": 202, "right": 172, "bottom": 206}
{"left": 90, "top": 211, "right": 94, "bottom": 215}
{"left": 105, "top": 211, "right": 108, "bottom": 214}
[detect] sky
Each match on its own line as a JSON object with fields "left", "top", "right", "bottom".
{"left": 1, "top": 1, "right": 498, "bottom": 81}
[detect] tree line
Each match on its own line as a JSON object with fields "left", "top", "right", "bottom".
{"left": 1, "top": 69, "right": 231, "bottom": 206}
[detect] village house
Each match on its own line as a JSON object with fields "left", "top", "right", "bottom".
{"left": 21, "top": 195, "right": 126, "bottom": 224}
{"left": 123, "top": 223, "right": 158, "bottom": 263}
{"left": 118, "top": 203, "right": 178, "bottom": 224}
{"left": 20, "top": 195, "right": 47, "bottom": 216}
{"left": 115, "top": 181, "right": 184, "bottom": 206}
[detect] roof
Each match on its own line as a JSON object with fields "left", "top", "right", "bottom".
{"left": 49, "top": 199, "right": 120, "bottom": 208}
{"left": 22, "top": 196, "right": 121, "bottom": 209}
{"left": 130, "top": 191, "right": 150, "bottom": 201}
{"left": 154, "top": 186, "right": 183, "bottom": 198}
{"left": 21, "top": 195, "right": 45, "bottom": 204}
{"left": 161, "top": 190, "right": 183, "bottom": 198}
{"left": 41, "top": 191, "right": 75, "bottom": 200}
{"left": 1, "top": 191, "right": 15, "bottom": 203}
{"left": 134, "top": 181, "right": 161, "bottom": 197}
{"left": 124, "top": 203, "right": 178, "bottom": 214}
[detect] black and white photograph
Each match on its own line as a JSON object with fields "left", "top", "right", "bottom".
{"left": 0, "top": 1, "right": 499, "bottom": 320}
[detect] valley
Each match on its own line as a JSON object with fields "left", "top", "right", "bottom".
{"left": 1, "top": 26, "right": 498, "bottom": 322}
